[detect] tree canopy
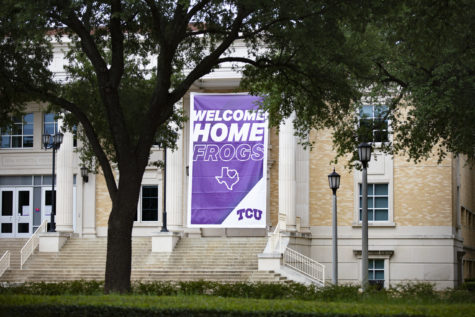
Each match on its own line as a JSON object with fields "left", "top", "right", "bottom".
{"left": 243, "top": 0, "right": 475, "bottom": 163}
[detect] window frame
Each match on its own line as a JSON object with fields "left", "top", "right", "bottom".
{"left": 0, "top": 113, "right": 34, "bottom": 149}
{"left": 353, "top": 178, "right": 394, "bottom": 227}
{"left": 355, "top": 250, "right": 393, "bottom": 289}
{"left": 135, "top": 184, "right": 161, "bottom": 224}
{"left": 358, "top": 104, "right": 391, "bottom": 145}
{"left": 358, "top": 183, "right": 389, "bottom": 222}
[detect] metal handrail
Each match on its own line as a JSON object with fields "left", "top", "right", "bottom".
{"left": 20, "top": 220, "right": 47, "bottom": 269}
{"left": 283, "top": 247, "right": 325, "bottom": 286}
{"left": 0, "top": 251, "right": 10, "bottom": 277}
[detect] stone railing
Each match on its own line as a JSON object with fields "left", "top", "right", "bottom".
{"left": 0, "top": 250, "right": 10, "bottom": 277}
{"left": 20, "top": 220, "right": 47, "bottom": 269}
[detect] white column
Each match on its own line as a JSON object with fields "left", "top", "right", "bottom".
{"left": 82, "top": 173, "right": 96, "bottom": 237}
{"left": 295, "top": 142, "right": 309, "bottom": 231}
{"left": 279, "top": 115, "right": 297, "bottom": 231}
{"left": 166, "top": 127, "right": 184, "bottom": 231}
{"left": 55, "top": 131, "right": 74, "bottom": 232}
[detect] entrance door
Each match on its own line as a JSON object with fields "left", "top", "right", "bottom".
{"left": 0, "top": 188, "right": 33, "bottom": 237}
{"left": 41, "top": 188, "right": 55, "bottom": 231}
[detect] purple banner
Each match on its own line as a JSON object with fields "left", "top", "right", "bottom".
{"left": 188, "top": 93, "right": 267, "bottom": 227}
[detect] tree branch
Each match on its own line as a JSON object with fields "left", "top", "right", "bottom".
{"left": 376, "top": 62, "right": 408, "bottom": 88}
{"left": 145, "top": 0, "right": 164, "bottom": 43}
{"left": 61, "top": 11, "right": 109, "bottom": 80}
{"left": 36, "top": 90, "right": 118, "bottom": 200}
{"left": 169, "top": 7, "right": 249, "bottom": 104}
{"left": 109, "top": 0, "right": 124, "bottom": 87}
{"left": 186, "top": 0, "right": 212, "bottom": 21}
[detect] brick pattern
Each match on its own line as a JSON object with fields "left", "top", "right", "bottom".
{"left": 393, "top": 154, "right": 452, "bottom": 226}
{"left": 269, "top": 127, "right": 279, "bottom": 227}
{"left": 309, "top": 130, "right": 354, "bottom": 226}
{"left": 95, "top": 171, "right": 112, "bottom": 228}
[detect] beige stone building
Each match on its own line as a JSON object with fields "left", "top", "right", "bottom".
{"left": 0, "top": 42, "right": 474, "bottom": 288}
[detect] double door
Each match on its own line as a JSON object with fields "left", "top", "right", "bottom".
{"left": 0, "top": 188, "right": 33, "bottom": 237}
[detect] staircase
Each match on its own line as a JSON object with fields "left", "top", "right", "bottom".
{"left": 0, "top": 239, "right": 27, "bottom": 271}
{"left": 0, "top": 237, "right": 287, "bottom": 283}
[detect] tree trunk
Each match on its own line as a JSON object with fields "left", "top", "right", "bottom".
{"left": 104, "top": 177, "right": 141, "bottom": 294}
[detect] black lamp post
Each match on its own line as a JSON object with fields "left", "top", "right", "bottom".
{"left": 358, "top": 142, "right": 372, "bottom": 290}
{"left": 42, "top": 132, "right": 63, "bottom": 232}
{"left": 159, "top": 142, "right": 168, "bottom": 233}
{"left": 328, "top": 168, "right": 340, "bottom": 285}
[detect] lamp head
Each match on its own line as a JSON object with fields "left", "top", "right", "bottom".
{"left": 328, "top": 168, "right": 341, "bottom": 193}
{"left": 358, "top": 142, "right": 372, "bottom": 167}
{"left": 80, "top": 166, "right": 89, "bottom": 183}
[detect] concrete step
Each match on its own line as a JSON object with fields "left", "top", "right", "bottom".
{"left": 0, "top": 236, "right": 288, "bottom": 284}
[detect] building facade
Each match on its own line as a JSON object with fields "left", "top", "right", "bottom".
{"left": 1, "top": 42, "right": 474, "bottom": 288}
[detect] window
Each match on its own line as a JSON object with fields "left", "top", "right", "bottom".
{"left": 368, "top": 259, "right": 385, "bottom": 286}
{"left": 359, "top": 105, "right": 389, "bottom": 143}
{"left": 0, "top": 113, "right": 34, "bottom": 148}
{"left": 43, "top": 113, "right": 59, "bottom": 147}
{"left": 135, "top": 185, "right": 159, "bottom": 222}
{"left": 359, "top": 183, "right": 388, "bottom": 221}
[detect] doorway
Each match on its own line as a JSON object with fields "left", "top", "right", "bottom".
{"left": 0, "top": 187, "right": 33, "bottom": 237}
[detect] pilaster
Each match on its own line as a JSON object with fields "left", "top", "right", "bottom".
{"left": 55, "top": 131, "right": 74, "bottom": 232}
{"left": 279, "top": 115, "right": 297, "bottom": 231}
{"left": 166, "top": 128, "right": 184, "bottom": 231}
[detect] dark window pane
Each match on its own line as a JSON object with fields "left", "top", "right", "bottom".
{"left": 12, "top": 124, "right": 22, "bottom": 135}
{"left": 375, "top": 260, "right": 384, "bottom": 269}
{"left": 18, "top": 191, "right": 29, "bottom": 215}
{"left": 141, "top": 186, "right": 158, "bottom": 221}
{"left": 1, "top": 223, "right": 12, "bottom": 233}
{"left": 2, "top": 191, "right": 13, "bottom": 216}
{"left": 143, "top": 186, "right": 158, "bottom": 197}
{"left": 375, "top": 209, "right": 388, "bottom": 221}
{"left": 44, "top": 113, "right": 55, "bottom": 122}
{"left": 18, "top": 223, "right": 29, "bottom": 233}
{"left": 23, "top": 123, "right": 33, "bottom": 135}
{"left": 360, "top": 105, "right": 373, "bottom": 117}
{"left": 368, "top": 185, "right": 373, "bottom": 195}
{"left": 375, "top": 184, "right": 388, "bottom": 195}
{"left": 142, "top": 210, "right": 158, "bottom": 221}
{"left": 12, "top": 136, "right": 22, "bottom": 147}
{"left": 375, "top": 197, "right": 388, "bottom": 208}
{"left": 23, "top": 136, "right": 33, "bottom": 147}
{"left": 375, "top": 270, "right": 384, "bottom": 280}
{"left": 44, "top": 124, "right": 55, "bottom": 135}
{"left": 24, "top": 113, "right": 33, "bottom": 123}
{"left": 368, "top": 210, "right": 374, "bottom": 221}
{"left": 374, "top": 130, "right": 388, "bottom": 143}
{"left": 1, "top": 136, "right": 10, "bottom": 148}
{"left": 45, "top": 190, "right": 55, "bottom": 206}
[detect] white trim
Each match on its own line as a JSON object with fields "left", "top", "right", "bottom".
{"left": 354, "top": 250, "right": 393, "bottom": 288}
{"left": 353, "top": 152, "right": 394, "bottom": 225}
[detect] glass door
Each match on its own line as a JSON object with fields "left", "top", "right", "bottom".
{"left": 16, "top": 188, "right": 32, "bottom": 237}
{"left": 0, "top": 188, "right": 32, "bottom": 237}
{"left": 0, "top": 188, "right": 14, "bottom": 237}
{"left": 41, "top": 188, "right": 55, "bottom": 231}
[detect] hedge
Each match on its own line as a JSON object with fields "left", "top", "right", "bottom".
{"left": 1, "top": 280, "right": 474, "bottom": 304}
{"left": 0, "top": 295, "right": 474, "bottom": 317}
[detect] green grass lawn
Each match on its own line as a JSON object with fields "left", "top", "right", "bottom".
{"left": 1, "top": 281, "right": 474, "bottom": 316}
{"left": 0, "top": 294, "right": 474, "bottom": 317}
